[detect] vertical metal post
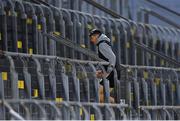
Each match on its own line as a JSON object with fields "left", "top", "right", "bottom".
{"left": 137, "top": 9, "right": 142, "bottom": 22}
{"left": 79, "top": 13, "right": 87, "bottom": 59}
{"left": 33, "top": 5, "right": 46, "bottom": 55}
{"left": 23, "top": 2, "right": 39, "bottom": 54}
{"left": 139, "top": 24, "right": 147, "bottom": 65}
{"left": 0, "top": 73, "right": 5, "bottom": 119}
{"left": 84, "top": 15, "right": 95, "bottom": 60}
{"left": 150, "top": 26, "right": 159, "bottom": 66}
{"left": 149, "top": 70, "right": 157, "bottom": 119}
{"left": 20, "top": 57, "right": 32, "bottom": 99}
{"left": 14, "top": 1, "right": 28, "bottom": 53}
{"left": 48, "top": 60, "right": 57, "bottom": 99}
{"left": 133, "top": 70, "right": 140, "bottom": 118}
{"left": 7, "top": 0, "right": 18, "bottom": 52}
{"left": 0, "top": 2, "right": 7, "bottom": 51}
{"left": 144, "top": 12, "right": 149, "bottom": 24}
{"left": 52, "top": 8, "right": 66, "bottom": 57}
{"left": 71, "top": 12, "right": 82, "bottom": 59}
{"left": 78, "top": 63, "right": 90, "bottom": 102}
{"left": 88, "top": 63, "right": 99, "bottom": 102}
{"left": 67, "top": 61, "right": 80, "bottom": 119}
{"left": 0, "top": 73, "right": 4, "bottom": 99}
{"left": 32, "top": 57, "right": 45, "bottom": 99}
{"left": 129, "top": 21, "right": 138, "bottom": 65}
{"left": 62, "top": 9, "right": 74, "bottom": 58}
{"left": 7, "top": 56, "right": 19, "bottom": 99}
{"left": 41, "top": 5, "right": 56, "bottom": 55}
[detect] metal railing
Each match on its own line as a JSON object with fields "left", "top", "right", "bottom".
{"left": 0, "top": 51, "right": 180, "bottom": 119}
{"left": 0, "top": 0, "right": 180, "bottom": 120}
{"left": 1, "top": 0, "right": 180, "bottom": 66}
{"left": 145, "top": 0, "right": 180, "bottom": 17}
{"left": 137, "top": 0, "right": 180, "bottom": 26}
{"left": 0, "top": 51, "right": 128, "bottom": 120}
{"left": 139, "top": 8, "right": 180, "bottom": 29}
{"left": 0, "top": 99, "right": 128, "bottom": 120}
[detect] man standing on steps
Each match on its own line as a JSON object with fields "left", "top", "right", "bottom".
{"left": 89, "top": 29, "right": 116, "bottom": 103}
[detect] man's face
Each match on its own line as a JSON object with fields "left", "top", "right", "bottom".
{"left": 90, "top": 34, "right": 99, "bottom": 44}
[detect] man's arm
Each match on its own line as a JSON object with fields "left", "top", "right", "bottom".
{"left": 99, "top": 43, "right": 116, "bottom": 73}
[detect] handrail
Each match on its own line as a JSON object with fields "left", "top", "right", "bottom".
{"left": 1, "top": 99, "right": 128, "bottom": 108}
{"left": 134, "top": 42, "right": 180, "bottom": 67}
{"left": 42, "top": 31, "right": 180, "bottom": 67}
{"left": 2, "top": 51, "right": 109, "bottom": 65}
{"left": 145, "top": 0, "right": 180, "bottom": 17}
{"left": 141, "top": 8, "right": 180, "bottom": 29}
{"left": 29, "top": 0, "right": 130, "bottom": 21}
{"left": 2, "top": 51, "right": 180, "bottom": 71}
{"left": 7, "top": 0, "right": 180, "bottom": 69}
{"left": 29, "top": 0, "right": 51, "bottom": 7}
{"left": 82, "top": 0, "right": 129, "bottom": 21}
{"left": 42, "top": 32, "right": 103, "bottom": 61}
{"left": 139, "top": 105, "right": 180, "bottom": 109}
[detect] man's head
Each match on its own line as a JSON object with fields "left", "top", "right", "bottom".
{"left": 89, "top": 29, "right": 102, "bottom": 44}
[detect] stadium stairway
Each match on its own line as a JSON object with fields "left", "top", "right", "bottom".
{"left": 0, "top": 0, "right": 180, "bottom": 120}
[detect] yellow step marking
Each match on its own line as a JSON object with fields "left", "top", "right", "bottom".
{"left": 56, "top": 98, "right": 63, "bottom": 103}
{"left": 34, "top": 89, "right": 38, "bottom": 97}
{"left": 18, "top": 80, "right": 24, "bottom": 89}
{"left": 126, "top": 42, "right": 130, "bottom": 48}
{"left": 143, "top": 71, "right": 148, "bottom": 79}
{"left": 17, "top": 41, "right": 22, "bottom": 49}
{"left": 90, "top": 114, "right": 95, "bottom": 120}
{"left": 2, "top": 72, "right": 7, "bottom": 81}
{"left": 27, "top": 18, "right": 33, "bottom": 24}
{"left": 37, "top": 24, "right": 42, "bottom": 30}
{"left": 29, "top": 48, "right": 33, "bottom": 55}
{"left": 80, "top": 108, "right": 83, "bottom": 116}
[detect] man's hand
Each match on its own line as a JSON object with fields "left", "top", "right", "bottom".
{"left": 96, "top": 70, "right": 103, "bottom": 78}
{"left": 96, "top": 70, "right": 110, "bottom": 78}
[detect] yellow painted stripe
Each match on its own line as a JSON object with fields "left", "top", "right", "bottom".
{"left": 56, "top": 98, "right": 63, "bottom": 103}
{"left": 155, "top": 78, "right": 160, "bottom": 85}
{"left": 126, "top": 42, "right": 130, "bottom": 48}
{"left": 18, "top": 80, "right": 24, "bottom": 89}
{"left": 2, "top": 72, "right": 7, "bottom": 81}
{"left": 37, "top": 24, "right": 42, "bottom": 30}
{"left": 90, "top": 114, "right": 95, "bottom": 120}
{"left": 27, "top": 18, "right": 33, "bottom": 24}
{"left": 34, "top": 89, "right": 38, "bottom": 97}
{"left": 161, "top": 59, "right": 165, "bottom": 66}
{"left": 172, "top": 84, "right": 176, "bottom": 92}
{"left": 80, "top": 108, "right": 83, "bottom": 116}
{"left": 53, "top": 32, "right": 61, "bottom": 36}
{"left": 29, "top": 48, "right": 33, "bottom": 55}
{"left": 112, "top": 36, "right": 116, "bottom": 42}
{"left": 17, "top": 41, "right": 22, "bottom": 49}
{"left": 143, "top": 71, "right": 148, "bottom": 79}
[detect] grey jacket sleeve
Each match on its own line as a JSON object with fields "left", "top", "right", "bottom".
{"left": 99, "top": 43, "right": 116, "bottom": 73}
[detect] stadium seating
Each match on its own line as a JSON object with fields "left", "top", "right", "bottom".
{"left": 0, "top": 0, "right": 180, "bottom": 120}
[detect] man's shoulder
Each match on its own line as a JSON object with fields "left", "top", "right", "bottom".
{"left": 97, "top": 40, "right": 112, "bottom": 47}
